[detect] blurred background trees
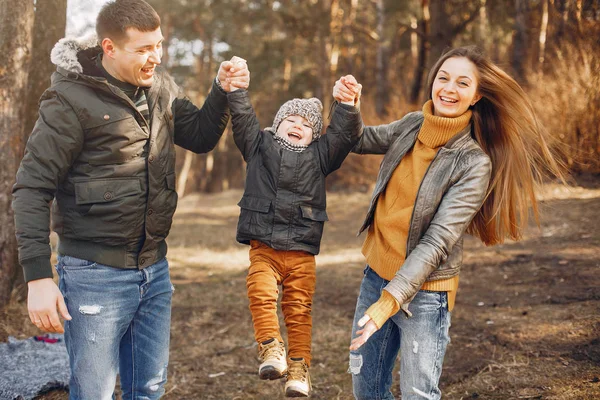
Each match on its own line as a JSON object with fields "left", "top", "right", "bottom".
{"left": 0, "top": 0, "right": 598, "bottom": 306}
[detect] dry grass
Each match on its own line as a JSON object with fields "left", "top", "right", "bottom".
{"left": 2, "top": 179, "right": 600, "bottom": 399}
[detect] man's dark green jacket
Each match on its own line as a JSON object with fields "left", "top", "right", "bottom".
{"left": 12, "top": 35, "right": 230, "bottom": 282}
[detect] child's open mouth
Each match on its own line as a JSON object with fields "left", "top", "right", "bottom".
{"left": 287, "top": 132, "right": 302, "bottom": 142}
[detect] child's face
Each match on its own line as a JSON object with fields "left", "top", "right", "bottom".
{"left": 276, "top": 115, "right": 314, "bottom": 146}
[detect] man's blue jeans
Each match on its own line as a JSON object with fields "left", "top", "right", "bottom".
{"left": 349, "top": 266, "right": 451, "bottom": 400}
{"left": 56, "top": 255, "right": 173, "bottom": 400}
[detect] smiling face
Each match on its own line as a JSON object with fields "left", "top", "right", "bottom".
{"left": 102, "top": 27, "right": 163, "bottom": 87}
{"left": 431, "top": 57, "right": 482, "bottom": 118}
{"left": 276, "top": 115, "right": 314, "bottom": 146}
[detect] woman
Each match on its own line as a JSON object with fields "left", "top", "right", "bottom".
{"left": 333, "top": 46, "right": 564, "bottom": 399}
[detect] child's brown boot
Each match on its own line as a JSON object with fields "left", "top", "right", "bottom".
{"left": 258, "top": 338, "right": 287, "bottom": 380}
{"left": 285, "top": 357, "right": 311, "bottom": 397}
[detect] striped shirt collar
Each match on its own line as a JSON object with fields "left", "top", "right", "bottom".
{"left": 95, "top": 54, "right": 148, "bottom": 99}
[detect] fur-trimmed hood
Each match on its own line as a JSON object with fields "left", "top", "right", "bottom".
{"left": 50, "top": 34, "right": 100, "bottom": 74}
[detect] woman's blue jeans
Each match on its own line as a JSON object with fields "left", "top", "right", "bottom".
{"left": 349, "top": 266, "right": 451, "bottom": 400}
{"left": 56, "top": 255, "right": 173, "bottom": 400}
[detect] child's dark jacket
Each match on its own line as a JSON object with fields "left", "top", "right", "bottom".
{"left": 228, "top": 90, "right": 363, "bottom": 255}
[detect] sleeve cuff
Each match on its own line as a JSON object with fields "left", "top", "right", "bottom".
{"left": 21, "top": 255, "right": 54, "bottom": 283}
{"left": 365, "top": 290, "right": 401, "bottom": 329}
{"left": 227, "top": 89, "right": 253, "bottom": 112}
{"left": 207, "top": 79, "right": 229, "bottom": 109}
{"left": 214, "top": 76, "right": 226, "bottom": 93}
{"left": 336, "top": 102, "right": 359, "bottom": 114}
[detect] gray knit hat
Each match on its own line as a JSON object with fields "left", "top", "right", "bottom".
{"left": 271, "top": 98, "right": 324, "bottom": 140}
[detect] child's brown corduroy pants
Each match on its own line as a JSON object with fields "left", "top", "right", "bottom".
{"left": 246, "top": 240, "right": 316, "bottom": 366}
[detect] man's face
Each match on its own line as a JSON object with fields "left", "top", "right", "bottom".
{"left": 276, "top": 115, "right": 314, "bottom": 146}
{"left": 106, "top": 27, "right": 163, "bottom": 87}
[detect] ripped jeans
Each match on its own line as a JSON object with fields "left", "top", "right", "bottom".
{"left": 349, "top": 266, "right": 451, "bottom": 400}
{"left": 56, "top": 255, "right": 173, "bottom": 400}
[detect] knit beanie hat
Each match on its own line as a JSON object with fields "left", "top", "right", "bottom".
{"left": 271, "top": 98, "right": 324, "bottom": 140}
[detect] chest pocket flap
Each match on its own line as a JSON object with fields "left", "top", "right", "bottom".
{"left": 238, "top": 196, "right": 271, "bottom": 213}
{"left": 74, "top": 178, "right": 142, "bottom": 205}
{"left": 83, "top": 111, "right": 135, "bottom": 130}
{"left": 300, "top": 205, "right": 329, "bottom": 221}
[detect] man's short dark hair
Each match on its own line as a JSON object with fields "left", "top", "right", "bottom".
{"left": 96, "top": 0, "right": 161, "bottom": 44}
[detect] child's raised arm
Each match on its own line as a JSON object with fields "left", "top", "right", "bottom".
{"left": 316, "top": 77, "right": 364, "bottom": 175}
{"left": 226, "top": 58, "right": 262, "bottom": 162}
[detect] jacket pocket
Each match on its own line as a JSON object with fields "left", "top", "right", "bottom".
{"left": 85, "top": 115, "right": 147, "bottom": 165}
{"left": 237, "top": 196, "right": 272, "bottom": 237}
{"left": 74, "top": 178, "right": 142, "bottom": 205}
{"left": 296, "top": 205, "right": 328, "bottom": 245}
{"left": 299, "top": 205, "right": 329, "bottom": 222}
{"left": 71, "top": 177, "right": 144, "bottom": 239}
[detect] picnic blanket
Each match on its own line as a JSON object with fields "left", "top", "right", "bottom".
{"left": 0, "top": 334, "right": 69, "bottom": 400}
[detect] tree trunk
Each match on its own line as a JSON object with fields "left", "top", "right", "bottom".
{"left": 205, "top": 127, "right": 230, "bottom": 193}
{"left": 410, "top": 16, "right": 418, "bottom": 60}
{"left": 375, "top": 0, "right": 388, "bottom": 117}
{"left": 511, "top": 0, "right": 529, "bottom": 84}
{"left": 24, "top": 0, "right": 67, "bottom": 137}
{"left": 340, "top": 0, "right": 359, "bottom": 76}
{"left": 0, "top": 0, "right": 35, "bottom": 308}
{"left": 573, "top": 0, "right": 583, "bottom": 35}
{"left": 428, "top": 0, "right": 452, "bottom": 68}
{"left": 161, "top": 12, "right": 172, "bottom": 68}
{"left": 315, "top": 0, "right": 331, "bottom": 111}
{"left": 538, "top": 0, "right": 549, "bottom": 69}
{"left": 474, "top": 0, "right": 488, "bottom": 49}
{"left": 328, "top": 0, "right": 342, "bottom": 114}
{"left": 177, "top": 150, "right": 194, "bottom": 198}
{"left": 409, "top": 0, "right": 429, "bottom": 104}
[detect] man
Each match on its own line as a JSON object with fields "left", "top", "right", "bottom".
{"left": 12, "top": 0, "right": 249, "bottom": 398}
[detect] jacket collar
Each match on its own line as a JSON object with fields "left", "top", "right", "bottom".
{"left": 444, "top": 124, "right": 473, "bottom": 149}
{"left": 51, "top": 34, "right": 102, "bottom": 76}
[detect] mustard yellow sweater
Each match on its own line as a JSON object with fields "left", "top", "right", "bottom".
{"left": 364, "top": 101, "right": 472, "bottom": 328}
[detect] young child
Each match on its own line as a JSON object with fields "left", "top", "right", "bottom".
{"left": 226, "top": 65, "right": 362, "bottom": 397}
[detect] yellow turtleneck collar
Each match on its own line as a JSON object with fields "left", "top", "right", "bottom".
{"left": 418, "top": 100, "right": 472, "bottom": 148}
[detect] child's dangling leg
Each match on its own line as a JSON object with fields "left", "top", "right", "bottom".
{"left": 281, "top": 251, "right": 316, "bottom": 397}
{"left": 247, "top": 240, "right": 287, "bottom": 380}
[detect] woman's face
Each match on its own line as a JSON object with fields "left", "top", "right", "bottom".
{"left": 431, "top": 57, "right": 481, "bottom": 118}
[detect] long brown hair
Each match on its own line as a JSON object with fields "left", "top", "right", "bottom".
{"left": 426, "top": 46, "right": 565, "bottom": 245}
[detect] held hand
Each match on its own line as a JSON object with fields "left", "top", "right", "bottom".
{"left": 217, "top": 60, "right": 234, "bottom": 92}
{"left": 227, "top": 56, "right": 250, "bottom": 92}
{"left": 28, "top": 278, "right": 71, "bottom": 334}
{"left": 342, "top": 75, "right": 362, "bottom": 106}
{"left": 333, "top": 75, "right": 362, "bottom": 106}
{"left": 349, "top": 314, "right": 378, "bottom": 351}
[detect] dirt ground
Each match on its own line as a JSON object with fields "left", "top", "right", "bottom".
{"left": 2, "top": 177, "right": 599, "bottom": 400}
